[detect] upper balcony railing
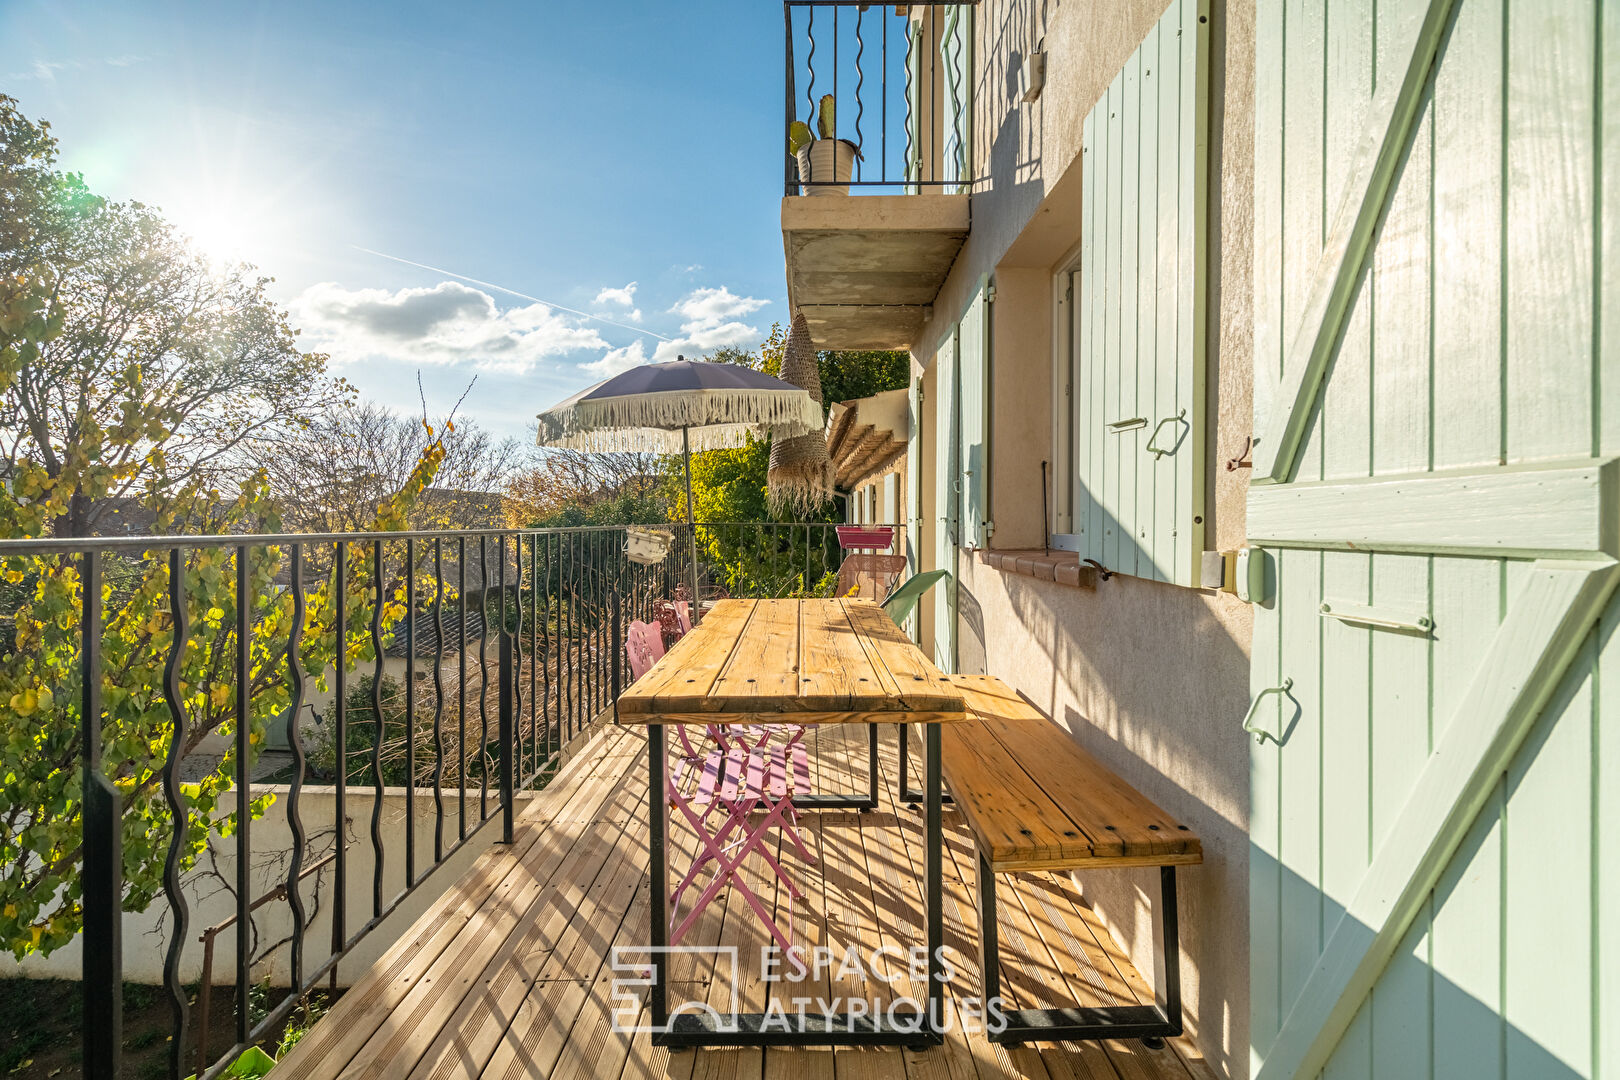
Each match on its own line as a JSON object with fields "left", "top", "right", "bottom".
{"left": 784, "top": 1, "right": 978, "bottom": 195}
{"left": 1, "top": 519, "right": 890, "bottom": 1079}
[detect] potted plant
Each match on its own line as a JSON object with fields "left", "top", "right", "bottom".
{"left": 789, "top": 94, "right": 861, "bottom": 195}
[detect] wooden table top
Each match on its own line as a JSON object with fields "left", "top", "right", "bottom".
{"left": 615, "top": 598, "right": 967, "bottom": 725}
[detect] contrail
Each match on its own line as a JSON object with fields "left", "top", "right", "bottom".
{"left": 353, "top": 246, "right": 673, "bottom": 342}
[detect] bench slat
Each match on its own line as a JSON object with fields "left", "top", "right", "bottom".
{"left": 946, "top": 675, "right": 1202, "bottom": 872}
{"left": 940, "top": 717, "right": 1095, "bottom": 868}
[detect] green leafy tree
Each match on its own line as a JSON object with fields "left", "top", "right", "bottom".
{"left": 0, "top": 98, "right": 346, "bottom": 540}
{"left": 669, "top": 328, "right": 910, "bottom": 595}
{"left": 0, "top": 448, "right": 446, "bottom": 959}
{"left": 0, "top": 97, "right": 449, "bottom": 958}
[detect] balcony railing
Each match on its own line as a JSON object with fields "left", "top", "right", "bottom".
{"left": 784, "top": 1, "right": 978, "bottom": 194}
{"left": 0, "top": 520, "right": 895, "bottom": 1079}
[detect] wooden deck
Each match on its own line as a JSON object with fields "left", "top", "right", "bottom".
{"left": 274, "top": 722, "right": 1218, "bottom": 1080}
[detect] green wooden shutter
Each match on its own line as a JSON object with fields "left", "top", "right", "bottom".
{"left": 904, "top": 374, "right": 924, "bottom": 640}
{"left": 958, "top": 276, "right": 990, "bottom": 549}
{"left": 1247, "top": 1, "right": 1620, "bottom": 1077}
{"left": 932, "top": 331, "right": 959, "bottom": 672}
{"left": 1071, "top": 0, "right": 1208, "bottom": 587}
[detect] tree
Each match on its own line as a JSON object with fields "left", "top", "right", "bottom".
{"left": 0, "top": 448, "right": 445, "bottom": 959}
{"left": 0, "top": 97, "right": 452, "bottom": 959}
{"left": 666, "top": 329, "right": 911, "bottom": 595}
{"left": 254, "top": 399, "right": 523, "bottom": 537}
{"left": 506, "top": 448, "right": 667, "bottom": 528}
{"left": 0, "top": 98, "right": 345, "bottom": 539}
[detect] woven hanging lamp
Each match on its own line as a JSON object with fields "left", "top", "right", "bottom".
{"left": 767, "top": 311, "right": 835, "bottom": 516}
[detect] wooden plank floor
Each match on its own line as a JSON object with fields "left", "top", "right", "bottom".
{"left": 275, "top": 723, "right": 1219, "bottom": 1080}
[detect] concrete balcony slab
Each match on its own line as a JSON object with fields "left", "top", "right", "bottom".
{"left": 782, "top": 193, "right": 969, "bottom": 350}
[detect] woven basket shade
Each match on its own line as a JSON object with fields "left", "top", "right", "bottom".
{"left": 767, "top": 312, "right": 835, "bottom": 516}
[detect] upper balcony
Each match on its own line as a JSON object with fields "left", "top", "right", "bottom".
{"left": 781, "top": 2, "right": 976, "bottom": 350}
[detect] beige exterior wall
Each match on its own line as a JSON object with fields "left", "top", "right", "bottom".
{"left": 907, "top": 1, "right": 1255, "bottom": 1076}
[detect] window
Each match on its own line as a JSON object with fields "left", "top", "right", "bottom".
{"left": 1051, "top": 0, "right": 1209, "bottom": 588}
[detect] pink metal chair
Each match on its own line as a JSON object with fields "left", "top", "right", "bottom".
{"left": 666, "top": 736, "right": 814, "bottom": 954}
{"left": 626, "top": 620, "right": 814, "bottom": 954}
{"left": 625, "top": 619, "right": 666, "bottom": 679}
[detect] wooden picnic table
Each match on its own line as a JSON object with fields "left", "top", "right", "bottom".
{"left": 615, "top": 597, "right": 961, "bottom": 1049}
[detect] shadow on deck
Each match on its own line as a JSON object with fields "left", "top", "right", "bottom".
{"left": 273, "top": 723, "right": 1218, "bottom": 1079}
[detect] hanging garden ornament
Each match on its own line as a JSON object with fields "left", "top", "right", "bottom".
{"left": 767, "top": 311, "right": 835, "bottom": 516}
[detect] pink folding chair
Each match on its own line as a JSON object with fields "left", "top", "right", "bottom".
{"left": 666, "top": 735, "right": 815, "bottom": 955}
{"left": 627, "top": 621, "right": 815, "bottom": 954}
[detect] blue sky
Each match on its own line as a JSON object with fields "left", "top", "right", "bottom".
{"left": 0, "top": 0, "right": 793, "bottom": 443}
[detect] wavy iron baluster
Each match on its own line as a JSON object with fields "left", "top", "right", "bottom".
{"left": 512, "top": 535, "right": 526, "bottom": 788}
{"left": 160, "top": 548, "right": 191, "bottom": 1080}
{"left": 432, "top": 538, "right": 446, "bottom": 861}
{"left": 283, "top": 545, "right": 308, "bottom": 991}
{"left": 369, "top": 538, "right": 385, "bottom": 917}
{"left": 854, "top": 5, "right": 865, "bottom": 182}
{"left": 903, "top": 17, "right": 914, "bottom": 183}
{"left": 404, "top": 536, "right": 416, "bottom": 886}
{"left": 478, "top": 536, "right": 490, "bottom": 819}
{"left": 805, "top": 6, "right": 816, "bottom": 122}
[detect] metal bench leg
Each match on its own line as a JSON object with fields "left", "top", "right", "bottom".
{"left": 899, "top": 723, "right": 954, "bottom": 807}
{"left": 987, "top": 866, "right": 1184, "bottom": 1045}
{"left": 978, "top": 849, "right": 1002, "bottom": 1032}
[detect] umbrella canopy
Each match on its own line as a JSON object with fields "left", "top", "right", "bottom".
{"left": 535, "top": 357, "right": 822, "bottom": 620}
{"left": 535, "top": 359, "right": 823, "bottom": 453}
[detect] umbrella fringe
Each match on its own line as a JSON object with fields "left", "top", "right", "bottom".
{"left": 536, "top": 387, "right": 821, "bottom": 450}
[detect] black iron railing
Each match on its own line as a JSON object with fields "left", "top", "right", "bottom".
{"left": 784, "top": 1, "right": 978, "bottom": 194}
{"left": 0, "top": 519, "right": 900, "bottom": 1078}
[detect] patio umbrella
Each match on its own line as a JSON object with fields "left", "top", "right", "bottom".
{"left": 536, "top": 357, "right": 822, "bottom": 616}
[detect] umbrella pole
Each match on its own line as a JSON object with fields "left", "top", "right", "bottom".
{"left": 683, "top": 426, "right": 702, "bottom": 624}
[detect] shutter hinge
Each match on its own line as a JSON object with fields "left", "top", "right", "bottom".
{"left": 984, "top": 520, "right": 995, "bottom": 536}
{"left": 986, "top": 283, "right": 997, "bottom": 302}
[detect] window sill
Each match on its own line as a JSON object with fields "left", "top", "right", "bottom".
{"left": 977, "top": 549, "right": 1099, "bottom": 589}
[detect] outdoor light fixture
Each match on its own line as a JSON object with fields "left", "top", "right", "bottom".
{"left": 1021, "top": 50, "right": 1047, "bottom": 102}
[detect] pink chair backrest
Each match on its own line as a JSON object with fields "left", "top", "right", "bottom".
{"left": 675, "top": 601, "right": 692, "bottom": 636}
{"left": 626, "top": 620, "right": 666, "bottom": 681}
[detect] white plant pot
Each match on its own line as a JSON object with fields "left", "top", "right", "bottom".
{"left": 796, "top": 139, "right": 858, "bottom": 195}
{"left": 625, "top": 528, "right": 672, "bottom": 565}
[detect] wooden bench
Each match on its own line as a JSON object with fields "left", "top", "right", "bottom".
{"left": 909, "top": 674, "right": 1202, "bottom": 1047}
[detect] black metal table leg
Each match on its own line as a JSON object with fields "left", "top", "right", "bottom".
{"left": 793, "top": 724, "right": 879, "bottom": 811}
{"left": 924, "top": 721, "right": 945, "bottom": 1047}
{"left": 649, "top": 725, "right": 667, "bottom": 1034}
{"left": 899, "top": 723, "right": 953, "bottom": 806}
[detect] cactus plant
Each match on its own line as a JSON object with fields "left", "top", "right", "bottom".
{"left": 787, "top": 95, "right": 862, "bottom": 159}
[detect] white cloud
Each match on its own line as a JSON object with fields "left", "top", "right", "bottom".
{"left": 576, "top": 284, "right": 771, "bottom": 378}
{"left": 594, "top": 281, "right": 638, "bottom": 307}
{"left": 627, "top": 308, "right": 643, "bottom": 322}
{"left": 582, "top": 340, "right": 651, "bottom": 377}
{"left": 670, "top": 286, "right": 768, "bottom": 327}
{"left": 293, "top": 280, "right": 606, "bottom": 374}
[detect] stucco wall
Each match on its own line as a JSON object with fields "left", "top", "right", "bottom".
{"left": 909, "top": 1, "right": 1256, "bottom": 1076}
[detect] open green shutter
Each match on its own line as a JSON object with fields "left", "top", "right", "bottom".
{"left": 958, "top": 276, "right": 990, "bottom": 549}
{"left": 1071, "top": 0, "right": 1207, "bottom": 587}
{"left": 932, "top": 331, "right": 958, "bottom": 672}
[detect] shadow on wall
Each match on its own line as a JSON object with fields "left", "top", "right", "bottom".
{"left": 962, "top": 535, "right": 1251, "bottom": 1078}
{"left": 1250, "top": 836, "right": 1585, "bottom": 1078}
{"left": 980, "top": 0, "right": 1048, "bottom": 225}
